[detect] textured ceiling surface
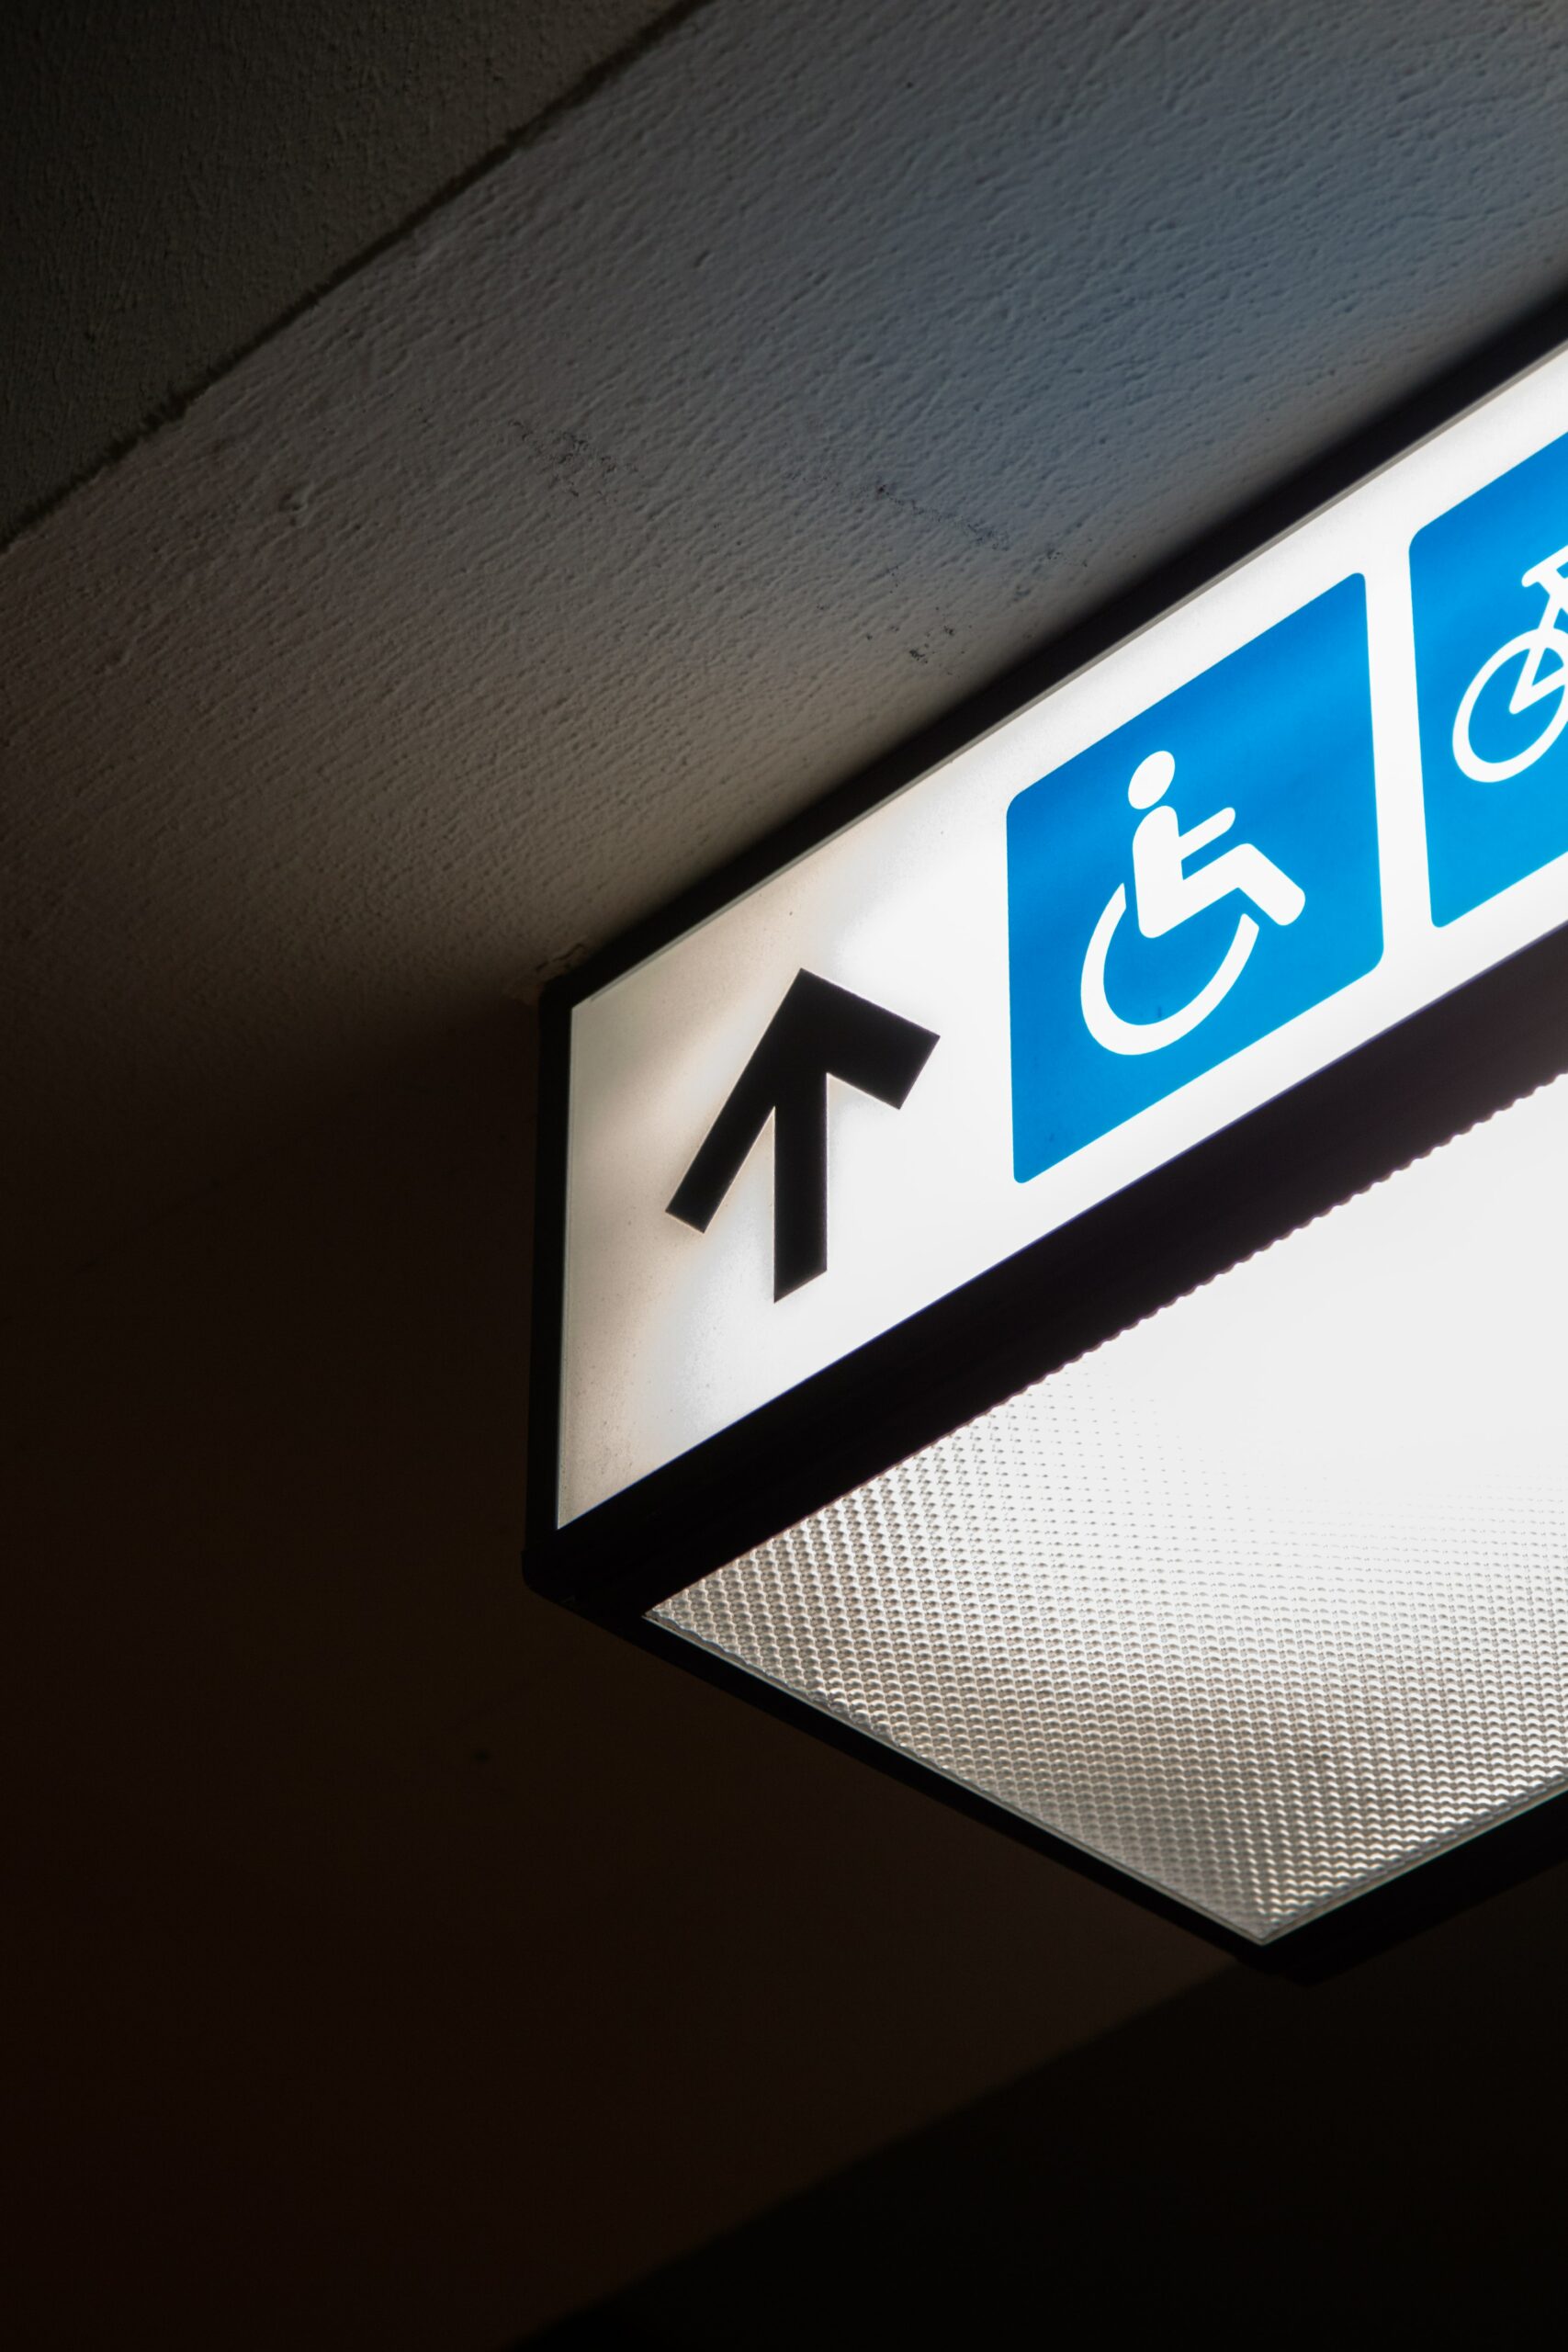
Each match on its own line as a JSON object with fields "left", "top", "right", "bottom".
{"left": 0, "top": 0, "right": 677, "bottom": 535}
{"left": 6, "top": 0, "right": 1568, "bottom": 1311}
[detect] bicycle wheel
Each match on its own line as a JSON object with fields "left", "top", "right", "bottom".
{"left": 1453, "top": 632, "right": 1568, "bottom": 783}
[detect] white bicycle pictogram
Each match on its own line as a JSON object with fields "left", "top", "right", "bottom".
{"left": 1453, "top": 541, "right": 1568, "bottom": 783}
{"left": 1080, "top": 750, "right": 1305, "bottom": 1057}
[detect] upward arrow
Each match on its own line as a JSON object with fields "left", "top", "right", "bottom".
{"left": 668, "top": 970, "right": 939, "bottom": 1300}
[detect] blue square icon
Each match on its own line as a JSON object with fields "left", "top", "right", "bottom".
{"left": 1411, "top": 427, "right": 1568, "bottom": 926}
{"left": 1008, "top": 576, "right": 1382, "bottom": 1183}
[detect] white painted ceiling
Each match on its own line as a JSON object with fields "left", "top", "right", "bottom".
{"left": 8, "top": 0, "right": 1568, "bottom": 1311}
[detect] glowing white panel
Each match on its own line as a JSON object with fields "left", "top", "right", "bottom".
{"left": 653, "top": 1077, "right": 1568, "bottom": 1941}
{"left": 562, "top": 345, "right": 1568, "bottom": 1523}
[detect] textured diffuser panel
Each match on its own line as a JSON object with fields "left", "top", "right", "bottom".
{"left": 653, "top": 1079, "right": 1568, "bottom": 1939}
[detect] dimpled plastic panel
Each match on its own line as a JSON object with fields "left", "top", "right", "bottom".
{"left": 652, "top": 1077, "right": 1568, "bottom": 1940}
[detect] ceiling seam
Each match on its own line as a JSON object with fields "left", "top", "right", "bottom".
{"left": 0, "top": 0, "right": 721, "bottom": 564}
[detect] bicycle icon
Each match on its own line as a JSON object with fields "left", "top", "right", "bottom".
{"left": 1453, "top": 541, "right": 1568, "bottom": 783}
{"left": 1080, "top": 749, "right": 1305, "bottom": 1057}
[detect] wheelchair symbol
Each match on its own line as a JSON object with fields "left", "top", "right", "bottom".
{"left": 1080, "top": 750, "right": 1306, "bottom": 1057}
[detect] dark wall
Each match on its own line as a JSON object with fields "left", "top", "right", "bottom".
{"left": 543, "top": 1849, "right": 1568, "bottom": 2341}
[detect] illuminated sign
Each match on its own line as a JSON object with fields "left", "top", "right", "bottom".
{"left": 529, "top": 320, "right": 1568, "bottom": 1953}
{"left": 552, "top": 345, "right": 1568, "bottom": 1527}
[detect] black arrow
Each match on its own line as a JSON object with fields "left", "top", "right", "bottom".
{"left": 667, "top": 969, "right": 939, "bottom": 1300}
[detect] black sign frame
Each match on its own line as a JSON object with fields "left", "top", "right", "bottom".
{"left": 525, "top": 286, "right": 1568, "bottom": 1969}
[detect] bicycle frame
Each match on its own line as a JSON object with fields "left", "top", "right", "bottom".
{"left": 1515, "top": 542, "right": 1568, "bottom": 698}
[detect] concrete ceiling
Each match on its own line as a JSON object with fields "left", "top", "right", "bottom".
{"left": 9, "top": 0, "right": 1568, "bottom": 1312}
{"left": 6, "top": 4, "right": 1568, "bottom": 2344}
{"left": 0, "top": 0, "right": 676, "bottom": 536}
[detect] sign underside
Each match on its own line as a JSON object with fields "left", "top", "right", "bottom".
{"left": 654, "top": 1073, "right": 1568, "bottom": 1943}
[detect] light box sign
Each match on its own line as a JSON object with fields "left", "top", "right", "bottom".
{"left": 529, "top": 324, "right": 1568, "bottom": 1953}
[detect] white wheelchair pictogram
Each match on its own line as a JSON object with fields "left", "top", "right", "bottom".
{"left": 1080, "top": 750, "right": 1306, "bottom": 1057}
{"left": 1454, "top": 541, "right": 1568, "bottom": 783}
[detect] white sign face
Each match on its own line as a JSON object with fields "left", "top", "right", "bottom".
{"left": 559, "top": 345, "right": 1568, "bottom": 1526}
